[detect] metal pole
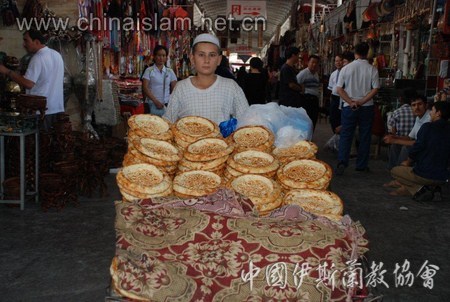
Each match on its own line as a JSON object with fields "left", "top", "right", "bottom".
{"left": 425, "top": 0, "right": 438, "bottom": 95}
{"left": 311, "top": 0, "right": 316, "bottom": 24}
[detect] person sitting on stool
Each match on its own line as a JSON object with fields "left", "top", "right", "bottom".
{"left": 386, "top": 101, "right": 450, "bottom": 199}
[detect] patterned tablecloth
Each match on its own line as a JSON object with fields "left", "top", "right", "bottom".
{"left": 110, "top": 189, "right": 369, "bottom": 302}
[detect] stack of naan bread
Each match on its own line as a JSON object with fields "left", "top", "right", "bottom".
{"left": 124, "top": 115, "right": 180, "bottom": 176}
{"left": 117, "top": 114, "right": 344, "bottom": 220}
{"left": 116, "top": 163, "right": 172, "bottom": 201}
{"left": 173, "top": 116, "right": 232, "bottom": 197}
{"left": 178, "top": 138, "right": 233, "bottom": 176}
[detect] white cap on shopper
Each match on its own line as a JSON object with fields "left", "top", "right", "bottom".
{"left": 192, "top": 33, "right": 220, "bottom": 49}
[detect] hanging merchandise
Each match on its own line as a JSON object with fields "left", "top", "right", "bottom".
{"left": 1, "top": 0, "right": 20, "bottom": 26}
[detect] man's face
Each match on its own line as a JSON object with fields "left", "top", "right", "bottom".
{"left": 411, "top": 99, "right": 427, "bottom": 117}
{"left": 308, "top": 58, "right": 319, "bottom": 73}
{"left": 190, "top": 43, "right": 221, "bottom": 76}
{"left": 23, "top": 33, "right": 39, "bottom": 53}
{"left": 334, "top": 56, "right": 343, "bottom": 70}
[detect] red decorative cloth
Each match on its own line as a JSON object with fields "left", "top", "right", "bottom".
{"left": 110, "top": 189, "right": 369, "bottom": 301}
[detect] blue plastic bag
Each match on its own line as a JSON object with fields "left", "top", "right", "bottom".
{"left": 219, "top": 117, "right": 237, "bottom": 138}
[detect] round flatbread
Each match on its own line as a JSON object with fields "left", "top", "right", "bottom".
{"left": 129, "top": 149, "right": 178, "bottom": 168}
{"left": 231, "top": 174, "right": 274, "bottom": 198}
{"left": 184, "top": 138, "right": 233, "bottom": 162}
{"left": 118, "top": 181, "right": 173, "bottom": 199}
{"left": 278, "top": 159, "right": 330, "bottom": 183}
{"left": 117, "top": 170, "right": 171, "bottom": 195}
{"left": 128, "top": 114, "right": 172, "bottom": 140}
{"left": 179, "top": 155, "right": 229, "bottom": 170}
{"left": 122, "top": 153, "right": 142, "bottom": 167}
{"left": 232, "top": 125, "right": 274, "bottom": 149}
{"left": 254, "top": 196, "right": 283, "bottom": 213}
{"left": 228, "top": 150, "right": 279, "bottom": 174}
{"left": 273, "top": 140, "right": 316, "bottom": 159}
{"left": 173, "top": 116, "right": 220, "bottom": 141}
{"left": 283, "top": 189, "right": 344, "bottom": 215}
{"left": 120, "top": 190, "right": 141, "bottom": 202}
{"left": 173, "top": 170, "right": 222, "bottom": 196}
{"left": 277, "top": 159, "right": 332, "bottom": 190}
{"left": 128, "top": 128, "right": 172, "bottom": 141}
{"left": 134, "top": 138, "right": 181, "bottom": 162}
{"left": 225, "top": 165, "right": 244, "bottom": 177}
{"left": 121, "top": 163, "right": 164, "bottom": 185}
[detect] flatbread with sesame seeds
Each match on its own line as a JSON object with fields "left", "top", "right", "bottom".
{"left": 231, "top": 125, "right": 274, "bottom": 151}
{"left": 183, "top": 138, "right": 234, "bottom": 162}
{"left": 228, "top": 150, "right": 279, "bottom": 174}
{"left": 283, "top": 189, "right": 344, "bottom": 216}
{"left": 134, "top": 138, "right": 181, "bottom": 162}
{"left": 173, "top": 170, "right": 222, "bottom": 197}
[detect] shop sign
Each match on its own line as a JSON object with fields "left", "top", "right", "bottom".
{"left": 227, "top": 0, "right": 267, "bottom": 21}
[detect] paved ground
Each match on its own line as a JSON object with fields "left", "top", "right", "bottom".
{"left": 0, "top": 120, "right": 449, "bottom": 302}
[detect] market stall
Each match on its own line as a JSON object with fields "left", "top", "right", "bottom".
{"left": 107, "top": 112, "right": 371, "bottom": 301}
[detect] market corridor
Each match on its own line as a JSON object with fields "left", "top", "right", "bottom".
{"left": 0, "top": 120, "right": 449, "bottom": 302}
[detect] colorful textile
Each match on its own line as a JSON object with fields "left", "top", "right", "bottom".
{"left": 110, "top": 189, "right": 369, "bottom": 301}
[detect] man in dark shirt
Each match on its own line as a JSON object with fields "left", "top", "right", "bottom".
{"left": 278, "top": 47, "right": 303, "bottom": 108}
{"left": 388, "top": 101, "right": 450, "bottom": 197}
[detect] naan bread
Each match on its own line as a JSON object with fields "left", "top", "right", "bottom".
{"left": 117, "top": 164, "right": 171, "bottom": 195}
{"left": 128, "top": 114, "right": 172, "bottom": 141}
{"left": 283, "top": 189, "right": 344, "bottom": 216}
{"left": 173, "top": 116, "right": 220, "bottom": 142}
{"left": 277, "top": 159, "right": 332, "bottom": 189}
{"left": 184, "top": 138, "right": 233, "bottom": 162}
{"left": 231, "top": 126, "right": 274, "bottom": 150}
{"left": 173, "top": 170, "right": 222, "bottom": 197}
{"left": 134, "top": 138, "right": 181, "bottom": 162}
{"left": 228, "top": 150, "right": 279, "bottom": 174}
{"left": 273, "top": 140, "right": 317, "bottom": 159}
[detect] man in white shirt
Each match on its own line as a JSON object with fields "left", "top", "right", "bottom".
{"left": 335, "top": 42, "right": 380, "bottom": 175}
{"left": 0, "top": 29, "right": 64, "bottom": 132}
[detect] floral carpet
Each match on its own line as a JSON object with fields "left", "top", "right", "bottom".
{"left": 110, "top": 189, "right": 368, "bottom": 301}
